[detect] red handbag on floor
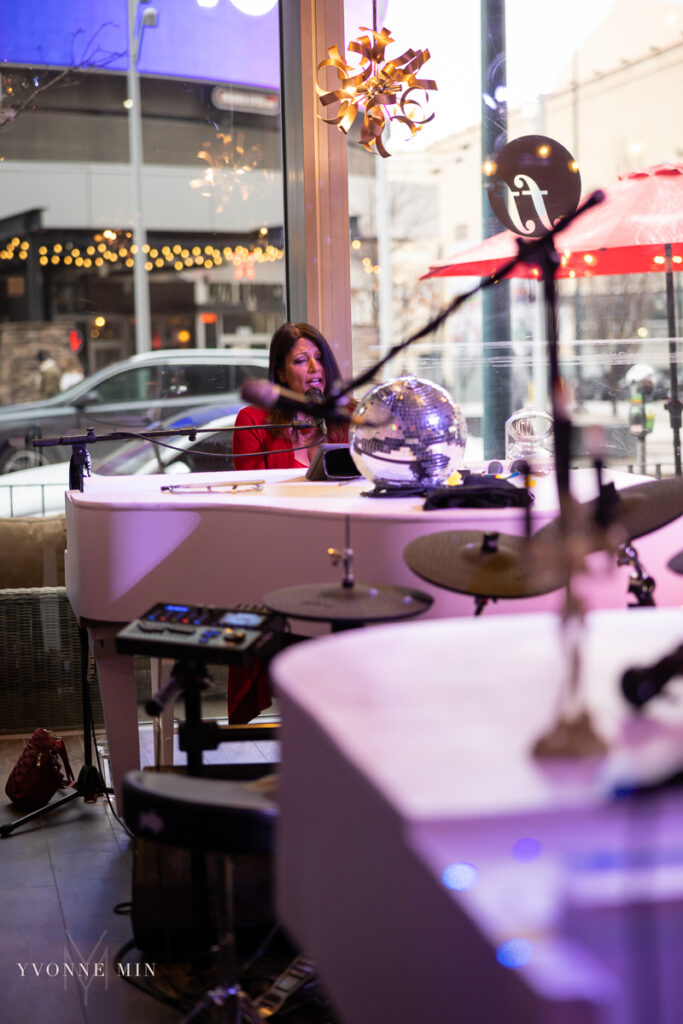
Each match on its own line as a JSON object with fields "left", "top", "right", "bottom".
{"left": 5, "top": 728, "right": 75, "bottom": 811}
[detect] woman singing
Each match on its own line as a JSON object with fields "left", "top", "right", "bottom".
{"left": 232, "top": 321, "right": 349, "bottom": 470}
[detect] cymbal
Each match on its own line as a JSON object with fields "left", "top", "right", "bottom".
{"left": 262, "top": 582, "right": 432, "bottom": 625}
{"left": 403, "top": 530, "right": 567, "bottom": 599}
{"left": 534, "top": 476, "right": 683, "bottom": 550}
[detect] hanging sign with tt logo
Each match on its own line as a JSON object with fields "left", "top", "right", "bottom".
{"left": 486, "top": 135, "right": 581, "bottom": 236}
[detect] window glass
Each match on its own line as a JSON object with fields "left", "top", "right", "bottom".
{"left": 158, "top": 361, "right": 269, "bottom": 397}
{"left": 0, "top": 1, "right": 286, "bottom": 526}
{"left": 233, "top": 363, "right": 269, "bottom": 387}
{"left": 91, "top": 422, "right": 235, "bottom": 475}
{"left": 0, "top": 1, "right": 285, "bottom": 403}
{"left": 170, "top": 364, "right": 232, "bottom": 397}
{"left": 345, "top": 0, "right": 683, "bottom": 476}
{"left": 94, "top": 366, "right": 158, "bottom": 404}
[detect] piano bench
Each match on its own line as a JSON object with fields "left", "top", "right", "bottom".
{"left": 123, "top": 768, "right": 277, "bottom": 856}
{"left": 122, "top": 767, "right": 278, "bottom": 975}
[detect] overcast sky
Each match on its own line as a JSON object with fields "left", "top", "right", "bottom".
{"left": 343, "top": 0, "right": 618, "bottom": 147}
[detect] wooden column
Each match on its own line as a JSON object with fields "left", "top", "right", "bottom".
{"left": 280, "top": 0, "right": 353, "bottom": 381}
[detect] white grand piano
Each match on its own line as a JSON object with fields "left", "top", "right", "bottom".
{"left": 64, "top": 465, "right": 681, "bottom": 806}
{"left": 272, "top": 608, "right": 683, "bottom": 1024}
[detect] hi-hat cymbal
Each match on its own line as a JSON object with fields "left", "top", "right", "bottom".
{"left": 404, "top": 531, "right": 566, "bottom": 599}
{"left": 262, "top": 582, "right": 432, "bottom": 625}
{"left": 534, "top": 476, "right": 683, "bottom": 550}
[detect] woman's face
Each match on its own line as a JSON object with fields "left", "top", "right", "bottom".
{"left": 279, "top": 337, "right": 326, "bottom": 394}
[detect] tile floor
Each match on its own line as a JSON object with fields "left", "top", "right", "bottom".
{"left": 0, "top": 703, "right": 333, "bottom": 1024}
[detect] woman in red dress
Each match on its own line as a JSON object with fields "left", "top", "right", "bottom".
{"left": 232, "top": 321, "right": 349, "bottom": 470}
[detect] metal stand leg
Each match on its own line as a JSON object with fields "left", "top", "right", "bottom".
{"left": 0, "top": 627, "right": 110, "bottom": 838}
{"left": 150, "top": 657, "right": 175, "bottom": 767}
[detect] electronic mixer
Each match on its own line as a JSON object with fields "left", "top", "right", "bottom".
{"left": 115, "top": 601, "right": 286, "bottom": 665}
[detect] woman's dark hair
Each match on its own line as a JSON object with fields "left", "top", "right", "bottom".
{"left": 267, "top": 322, "right": 347, "bottom": 441}
{"left": 268, "top": 321, "right": 341, "bottom": 394}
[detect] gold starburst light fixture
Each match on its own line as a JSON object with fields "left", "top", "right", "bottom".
{"left": 316, "top": 20, "right": 436, "bottom": 158}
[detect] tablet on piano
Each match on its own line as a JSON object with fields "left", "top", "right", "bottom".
{"left": 306, "top": 444, "right": 360, "bottom": 481}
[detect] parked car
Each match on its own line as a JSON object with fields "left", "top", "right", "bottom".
{"left": 0, "top": 347, "right": 268, "bottom": 473}
{"left": 0, "top": 403, "right": 243, "bottom": 517}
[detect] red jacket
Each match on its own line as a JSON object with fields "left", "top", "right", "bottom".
{"left": 232, "top": 404, "right": 349, "bottom": 470}
{"left": 232, "top": 405, "right": 302, "bottom": 470}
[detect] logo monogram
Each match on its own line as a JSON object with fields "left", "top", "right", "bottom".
{"left": 63, "top": 930, "right": 109, "bottom": 999}
{"left": 486, "top": 135, "right": 581, "bottom": 237}
{"left": 506, "top": 174, "right": 553, "bottom": 234}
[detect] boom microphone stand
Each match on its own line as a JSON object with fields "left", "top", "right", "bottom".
{"left": 268, "top": 192, "right": 606, "bottom": 436}
{"left": 1, "top": 421, "right": 314, "bottom": 838}
{"left": 0, "top": 448, "right": 110, "bottom": 837}
{"left": 275, "top": 193, "right": 608, "bottom": 755}
{"left": 0, "top": 651, "right": 109, "bottom": 838}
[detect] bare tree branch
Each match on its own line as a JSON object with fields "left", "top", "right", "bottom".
{"left": 0, "top": 22, "right": 126, "bottom": 132}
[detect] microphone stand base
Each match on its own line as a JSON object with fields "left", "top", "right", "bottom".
{"left": 532, "top": 710, "right": 608, "bottom": 759}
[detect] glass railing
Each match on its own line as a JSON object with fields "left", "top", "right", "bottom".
{"left": 0, "top": 482, "right": 67, "bottom": 519}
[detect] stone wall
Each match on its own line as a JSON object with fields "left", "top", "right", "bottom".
{"left": 0, "top": 323, "right": 75, "bottom": 405}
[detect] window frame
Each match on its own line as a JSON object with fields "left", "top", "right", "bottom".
{"left": 280, "top": 0, "right": 353, "bottom": 382}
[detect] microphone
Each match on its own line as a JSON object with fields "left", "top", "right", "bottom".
{"left": 305, "top": 386, "right": 327, "bottom": 436}
{"left": 621, "top": 644, "right": 683, "bottom": 708}
{"left": 241, "top": 378, "right": 351, "bottom": 422}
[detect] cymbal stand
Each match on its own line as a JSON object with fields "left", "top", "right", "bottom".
{"left": 617, "top": 542, "right": 656, "bottom": 607}
{"left": 327, "top": 515, "right": 355, "bottom": 589}
{"left": 532, "top": 583, "right": 608, "bottom": 759}
{"left": 521, "top": 220, "right": 608, "bottom": 758}
{"left": 472, "top": 533, "right": 502, "bottom": 616}
{"left": 474, "top": 595, "right": 495, "bottom": 616}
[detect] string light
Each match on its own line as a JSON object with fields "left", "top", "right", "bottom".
{"left": 0, "top": 233, "right": 284, "bottom": 272}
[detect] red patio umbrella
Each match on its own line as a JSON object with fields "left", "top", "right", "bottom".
{"left": 422, "top": 163, "right": 683, "bottom": 281}
{"left": 422, "top": 163, "right": 683, "bottom": 474}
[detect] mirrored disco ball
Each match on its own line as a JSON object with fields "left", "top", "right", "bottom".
{"left": 350, "top": 376, "right": 468, "bottom": 489}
